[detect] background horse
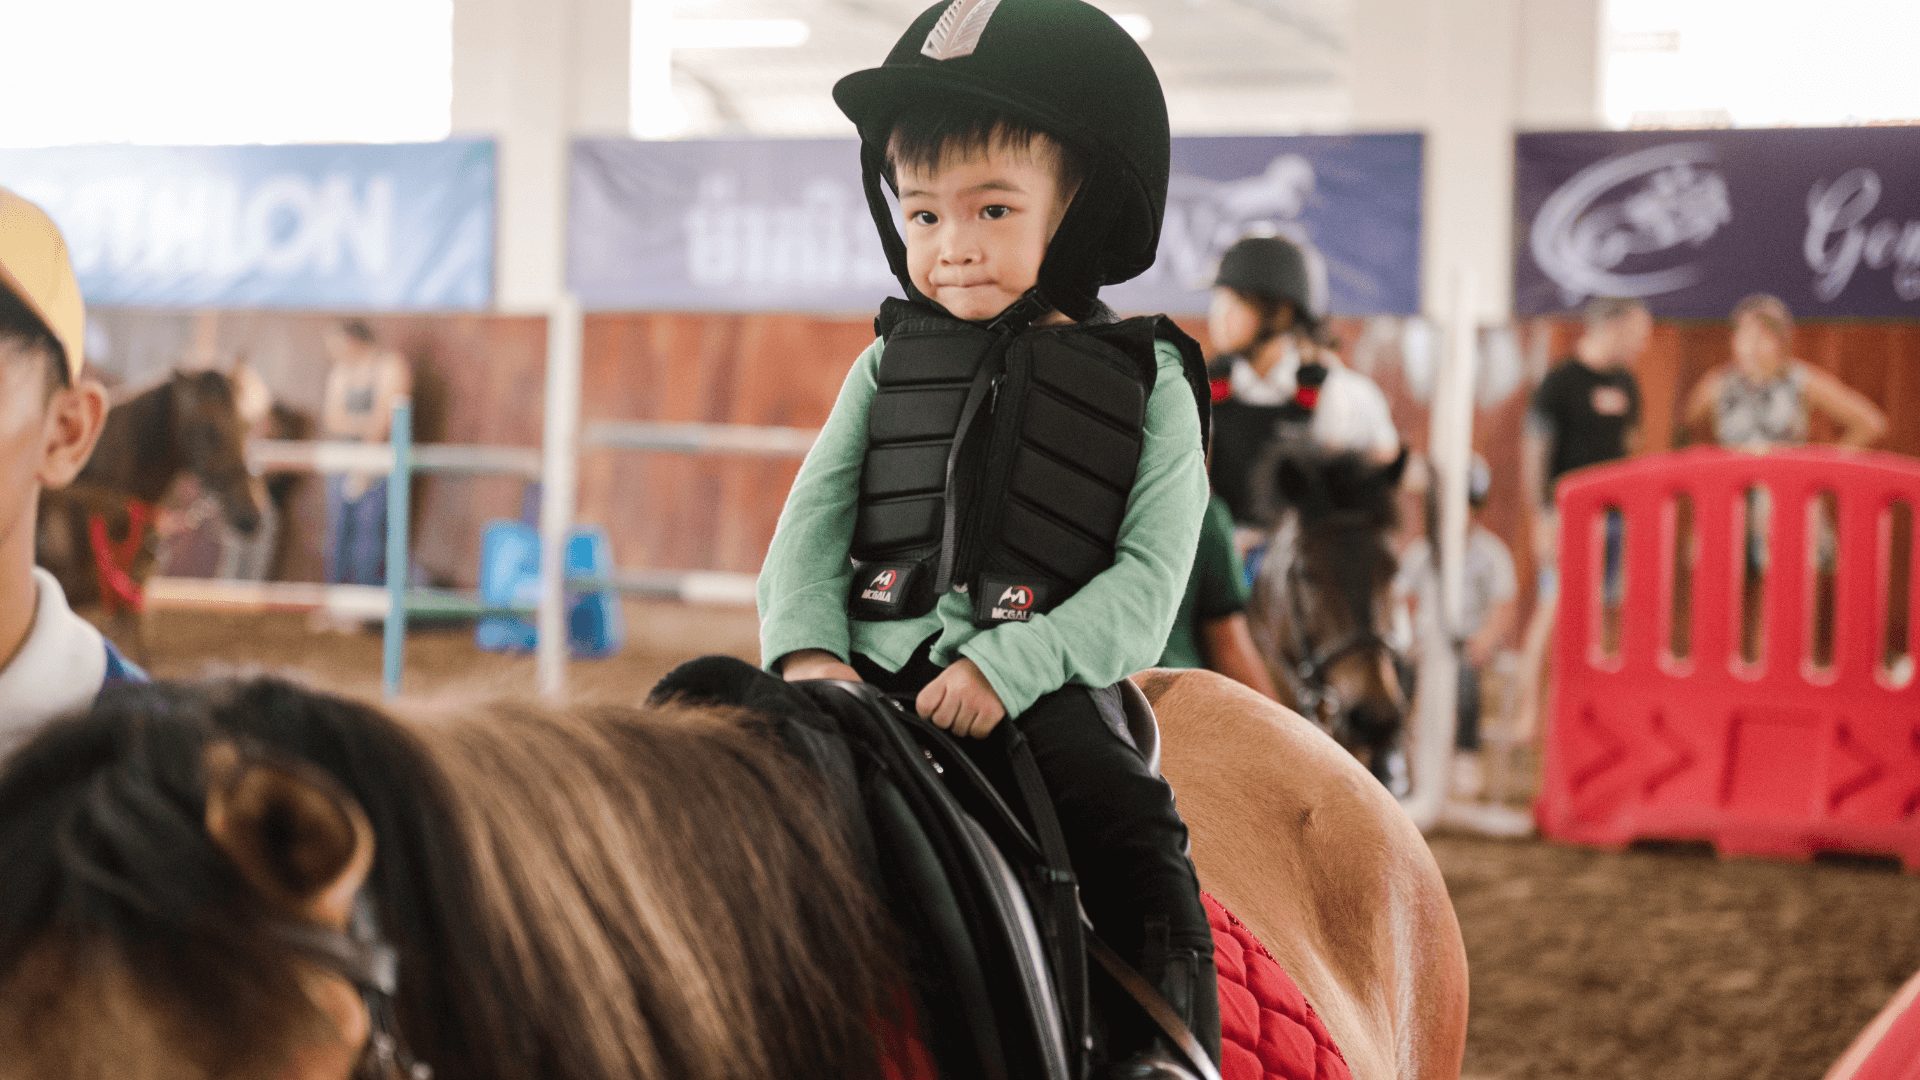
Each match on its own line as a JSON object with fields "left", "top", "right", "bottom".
{"left": 0, "top": 671, "right": 1466, "bottom": 1080}
{"left": 1246, "top": 446, "right": 1412, "bottom": 791}
{"left": 35, "top": 369, "right": 263, "bottom": 655}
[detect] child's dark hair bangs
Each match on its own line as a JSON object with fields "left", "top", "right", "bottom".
{"left": 0, "top": 285, "right": 68, "bottom": 395}
{"left": 886, "top": 103, "right": 1087, "bottom": 193}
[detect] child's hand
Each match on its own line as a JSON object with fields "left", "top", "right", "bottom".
{"left": 780, "top": 649, "right": 863, "bottom": 684}
{"left": 916, "top": 659, "right": 1006, "bottom": 739}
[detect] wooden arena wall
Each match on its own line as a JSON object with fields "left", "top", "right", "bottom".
{"left": 90, "top": 308, "right": 1920, "bottom": 629}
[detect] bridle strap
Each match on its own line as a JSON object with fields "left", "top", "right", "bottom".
{"left": 266, "top": 893, "right": 431, "bottom": 1079}
{"left": 1272, "top": 521, "right": 1401, "bottom": 718}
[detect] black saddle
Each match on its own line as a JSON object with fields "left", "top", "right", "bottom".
{"left": 649, "top": 656, "right": 1212, "bottom": 1080}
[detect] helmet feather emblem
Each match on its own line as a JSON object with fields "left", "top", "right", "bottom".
{"left": 920, "top": 0, "right": 1004, "bottom": 60}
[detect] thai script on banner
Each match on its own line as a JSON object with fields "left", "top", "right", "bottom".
{"left": 0, "top": 140, "right": 496, "bottom": 310}
{"left": 568, "top": 134, "right": 1422, "bottom": 316}
{"left": 1515, "top": 128, "right": 1920, "bottom": 319}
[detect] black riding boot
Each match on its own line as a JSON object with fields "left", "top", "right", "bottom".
{"left": 1005, "top": 685, "right": 1222, "bottom": 1073}
{"left": 1108, "top": 923, "right": 1220, "bottom": 1079}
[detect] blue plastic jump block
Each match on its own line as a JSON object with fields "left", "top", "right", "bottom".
{"left": 475, "top": 521, "right": 624, "bottom": 658}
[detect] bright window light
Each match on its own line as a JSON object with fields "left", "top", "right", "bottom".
{"left": 1112, "top": 13, "right": 1154, "bottom": 41}
{"left": 1604, "top": 0, "right": 1920, "bottom": 128}
{"left": 671, "top": 17, "right": 811, "bottom": 50}
{"left": 0, "top": 0, "right": 451, "bottom": 147}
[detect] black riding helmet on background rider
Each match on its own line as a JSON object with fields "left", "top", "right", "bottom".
{"left": 832, "top": 0, "right": 1171, "bottom": 322}
{"left": 1208, "top": 234, "right": 1328, "bottom": 364}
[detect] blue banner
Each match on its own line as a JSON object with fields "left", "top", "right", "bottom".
{"left": 1515, "top": 128, "right": 1920, "bottom": 319}
{"left": 568, "top": 134, "right": 1422, "bottom": 316}
{"left": 0, "top": 140, "right": 496, "bottom": 310}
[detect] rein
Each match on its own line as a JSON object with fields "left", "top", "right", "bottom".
{"left": 86, "top": 499, "right": 156, "bottom": 616}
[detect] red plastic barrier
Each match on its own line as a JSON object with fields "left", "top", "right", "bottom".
{"left": 1537, "top": 448, "right": 1920, "bottom": 870}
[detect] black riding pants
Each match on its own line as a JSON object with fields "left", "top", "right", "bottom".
{"left": 853, "top": 646, "right": 1221, "bottom": 1065}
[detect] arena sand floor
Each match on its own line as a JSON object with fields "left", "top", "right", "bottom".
{"left": 143, "top": 606, "right": 1920, "bottom": 1080}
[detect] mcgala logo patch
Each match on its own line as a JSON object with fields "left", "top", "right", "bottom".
{"left": 860, "top": 567, "right": 902, "bottom": 604}
{"left": 990, "top": 584, "right": 1036, "bottom": 622}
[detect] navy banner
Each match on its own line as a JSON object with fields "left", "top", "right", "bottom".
{"left": 1514, "top": 128, "right": 1920, "bottom": 319}
{"left": 0, "top": 140, "right": 496, "bottom": 310}
{"left": 568, "top": 134, "right": 1423, "bottom": 316}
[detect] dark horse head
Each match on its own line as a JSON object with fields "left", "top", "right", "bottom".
{"left": 83, "top": 369, "right": 263, "bottom": 535}
{"left": 0, "top": 679, "right": 897, "bottom": 1080}
{"left": 1249, "top": 444, "right": 1411, "bottom": 790}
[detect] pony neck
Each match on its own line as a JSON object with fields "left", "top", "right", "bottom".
{"left": 81, "top": 380, "right": 180, "bottom": 502}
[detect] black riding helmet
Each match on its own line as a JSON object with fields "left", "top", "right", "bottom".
{"left": 833, "top": 0, "right": 1171, "bottom": 321}
{"left": 1213, "top": 235, "right": 1326, "bottom": 333}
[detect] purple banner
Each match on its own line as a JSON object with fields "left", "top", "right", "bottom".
{"left": 568, "top": 134, "right": 1422, "bottom": 316}
{"left": 1515, "top": 127, "right": 1920, "bottom": 319}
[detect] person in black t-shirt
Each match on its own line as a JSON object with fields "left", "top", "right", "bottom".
{"left": 1528, "top": 347, "right": 1641, "bottom": 490}
{"left": 1514, "top": 297, "right": 1651, "bottom": 738}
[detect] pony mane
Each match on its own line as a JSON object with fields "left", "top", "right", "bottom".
{"left": 0, "top": 679, "right": 897, "bottom": 1080}
{"left": 408, "top": 696, "right": 898, "bottom": 1080}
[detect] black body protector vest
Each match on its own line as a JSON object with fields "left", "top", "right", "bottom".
{"left": 850, "top": 299, "right": 1209, "bottom": 628}
{"left": 1205, "top": 356, "right": 1324, "bottom": 527}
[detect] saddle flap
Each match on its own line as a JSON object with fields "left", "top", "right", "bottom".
{"left": 1118, "top": 679, "right": 1162, "bottom": 778}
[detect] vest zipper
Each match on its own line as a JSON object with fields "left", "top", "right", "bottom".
{"left": 958, "top": 344, "right": 1030, "bottom": 589}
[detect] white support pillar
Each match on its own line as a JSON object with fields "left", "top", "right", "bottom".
{"left": 1352, "top": 0, "right": 1604, "bottom": 322}
{"left": 452, "top": 0, "right": 633, "bottom": 311}
{"left": 536, "top": 296, "right": 584, "bottom": 700}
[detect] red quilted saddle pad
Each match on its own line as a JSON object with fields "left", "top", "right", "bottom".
{"left": 1207, "top": 892, "right": 1353, "bottom": 1080}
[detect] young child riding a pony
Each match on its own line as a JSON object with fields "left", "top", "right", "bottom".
{"left": 0, "top": 188, "right": 143, "bottom": 740}
{"left": 755, "top": 0, "right": 1219, "bottom": 1072}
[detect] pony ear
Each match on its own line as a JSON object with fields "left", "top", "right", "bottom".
{"left": 203, "top": 743, "right": 374, "bottom": 930}
{"left": 1379, "top": 445, "right": 1410, "bottom": 488}
{"left": 1274, "top": 453, "right": 1321, "bottom": 510}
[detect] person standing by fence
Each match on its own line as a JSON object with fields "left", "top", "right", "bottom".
{"left": 319, "top": 320, "right": 410, "bottom": 590}
{"left": 1683, "top": 293, "right": 1886, "bottom": 452}
{"left": 1513, "top": 297, "right": 1651, "bottom": 740}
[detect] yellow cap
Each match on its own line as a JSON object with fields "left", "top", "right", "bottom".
{"left": 0, "top": 188, "right": 85, "bottom": 381}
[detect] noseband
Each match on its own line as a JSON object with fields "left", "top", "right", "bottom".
{"left": 271, "top": 893, "right": 433, "bottom": 1079}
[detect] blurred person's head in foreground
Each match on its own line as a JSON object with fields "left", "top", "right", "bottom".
{"left": 0, "top": 189, "right": 107, "bottom": 608}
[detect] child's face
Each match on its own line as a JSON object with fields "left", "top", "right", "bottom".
{"left": 1208, "top": 288, "right": 1262, "bottom": 356}
{"left": 896, "top": 137, "right": 1072, "bottom": 322}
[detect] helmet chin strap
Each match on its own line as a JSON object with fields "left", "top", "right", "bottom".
{"left": 1035, "top": 188, "right": 1114, "bottom": 321}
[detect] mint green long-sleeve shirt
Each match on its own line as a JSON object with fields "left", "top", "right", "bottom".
{"left": 757, "top": 334, "right": 1208, "bottom": 717}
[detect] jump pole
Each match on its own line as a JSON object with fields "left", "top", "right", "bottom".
{"left": 382, "top": 399, "right": 414, "bottom": 699}
{"left": 536, "top": 295, "right": 584, "bottom": 700}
